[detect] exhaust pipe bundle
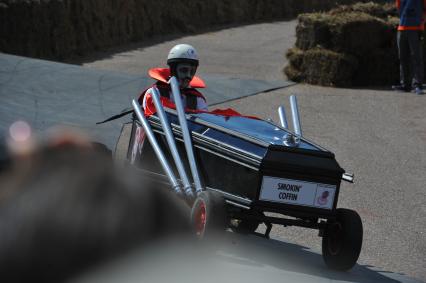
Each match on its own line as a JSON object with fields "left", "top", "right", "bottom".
{"left": 150, "top": 87, "right": 194, "bottom": 198}
{"left": 132, "top": 99, "right": 182, "bottom": 196}
{"left": 277, "top": 94, "right": 302, "bottom": 147}
{"left": 169, "top": 77, "right": 203, "bottom": 195}
{"left": 131, "top": 76, "right": 205, "bottom": 200}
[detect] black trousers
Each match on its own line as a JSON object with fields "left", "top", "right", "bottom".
{"left": 397, "top": 30, "right": 424, "bottom": 88}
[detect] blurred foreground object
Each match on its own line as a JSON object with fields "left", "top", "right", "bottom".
{"left": 6, "top": 120, "right": 35, "bottom": 158}
{"left": 0, "top": 132, "right": 190, "bottom": 283}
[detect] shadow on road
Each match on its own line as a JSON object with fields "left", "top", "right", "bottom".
{"left": 71, "top": 230, "right": 422, "bottom": 283}
{"left": 216, "top": 232, "right": 419, "bottom": 283}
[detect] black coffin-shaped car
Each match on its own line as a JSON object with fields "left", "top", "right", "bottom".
{"left": 125, "top": 109, "right": 363, "bottom": 271}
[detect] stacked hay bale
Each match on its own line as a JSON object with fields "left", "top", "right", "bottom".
{"left": 285, "top": 2, "right": 406, "bottom": 87}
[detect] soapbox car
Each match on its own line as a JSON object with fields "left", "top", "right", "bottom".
{"left": 123, "top": 77, "right": 362, "bottom": 271}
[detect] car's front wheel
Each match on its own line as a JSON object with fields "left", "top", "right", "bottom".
{"left": 322, "top": 208, "right": 363, "bottom": 271}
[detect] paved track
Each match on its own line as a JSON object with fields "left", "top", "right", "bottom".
{"left": 77, "top": 20, "right": 426, "bottom": 281}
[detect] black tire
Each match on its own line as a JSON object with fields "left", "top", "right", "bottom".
{"left": 191, "top": 191, "right": 227, "bottom": 238}
{"left": 322, "top": 208, "right": 363, "bottom": 271}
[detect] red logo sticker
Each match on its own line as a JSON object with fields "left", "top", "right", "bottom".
{"left": 317, "top": 190, "right": 329, "bottom": 205}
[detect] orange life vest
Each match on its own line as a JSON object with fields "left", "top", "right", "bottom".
{"left": 139, "top": 68, "right": 207, "bottom": 116}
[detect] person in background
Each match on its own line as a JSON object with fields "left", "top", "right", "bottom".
{"left": 393, "top": 0, "right": 426, "bottom": 95}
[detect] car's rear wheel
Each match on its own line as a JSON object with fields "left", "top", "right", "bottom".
{"left": 191, "top": 191, "right": 227, "bottom": 238}
{"left": 322, "top": 208, "right": 363, "bottom": 271}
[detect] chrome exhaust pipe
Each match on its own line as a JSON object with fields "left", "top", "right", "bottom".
{"left": 279, "top": 104, "right": 298, "bottom": 147}
{"left": 342, "top": 172, "right": 355, "bottom": 183}
{"left": 132, "top": 99, "right": 182, "bottom": 196}
{"left": 169, "top": 77, "right": 203, "bottom": 194}
{"left": 278, "top": 106, "right": 289, "bottom": 129}
{"left": 150, "top": 87, "right": 194, "bottom": 198}
{"left": 289, "top": 95, "right": 302, "bottom": 136}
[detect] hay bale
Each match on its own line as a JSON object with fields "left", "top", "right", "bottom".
{"left": 328, "top": 12, "right": 390, "bottom": 56}
{"left": 286, "top": 47, "right": 305, "bottom": 69}
{"left": 329, "top": 2, "right": 397, "bottom": 18}
{"left": 295, "top": 13, "right": 332, "bottom": 50}
{"left": 301, "top": 48, "right": 358, "bottom": 87}
{"left": 296, "top": 11, "right": 394, "bottom": 56}
{"left": 285, "top": 48, "right": 358, "bottom": 87}
{"left": 284, "top": 48, "right": 305, "bottom": 81}
{"left": 287, "top": 2, "right": 404, "bottom": 87}
{"left": 283, "top": 65, "right": 304, "bottom": 82}
{"left": 354, "top": 48, "right": 399, "bottom": 85}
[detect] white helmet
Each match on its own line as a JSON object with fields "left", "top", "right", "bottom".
{"left": 167, "top": 44, "right": 199, "bottom": 66}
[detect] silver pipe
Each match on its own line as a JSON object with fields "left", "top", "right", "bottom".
{"left": 225, "top": 200, "right": 251, "bottom": 210}
{"left": 342, "top": 172, "right": 355, "bottom": 183}
{"left": 150, "top": 87, "right": 194, "bottom": 198}
{"left": 131, "top": 99, "right": 182, "bottom": 195}
{"left": 206, "top": 186, "right": 252, "bottom": 206}
{"left": 278, "top": 106, "right": 289, "bottom": 129}
{"left": 169, "top": 77, "right": 203, "bottom": 194}
{"left": 289, "top": 95, "right": 302, "bottom": 136}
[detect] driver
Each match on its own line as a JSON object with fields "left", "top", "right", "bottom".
{"left": 140, "top": 44, "right": 208, "bottom": 116}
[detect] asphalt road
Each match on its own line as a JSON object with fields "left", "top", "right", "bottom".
{"left": 75, "top": 20, "right": 426, "bottom": 281}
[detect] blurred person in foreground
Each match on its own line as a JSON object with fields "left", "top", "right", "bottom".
{"left": 0, "top": 128, "right": 190, "bottom": 283}
{"left": 393, "top": 0, "right": 426, "bottom": 95}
